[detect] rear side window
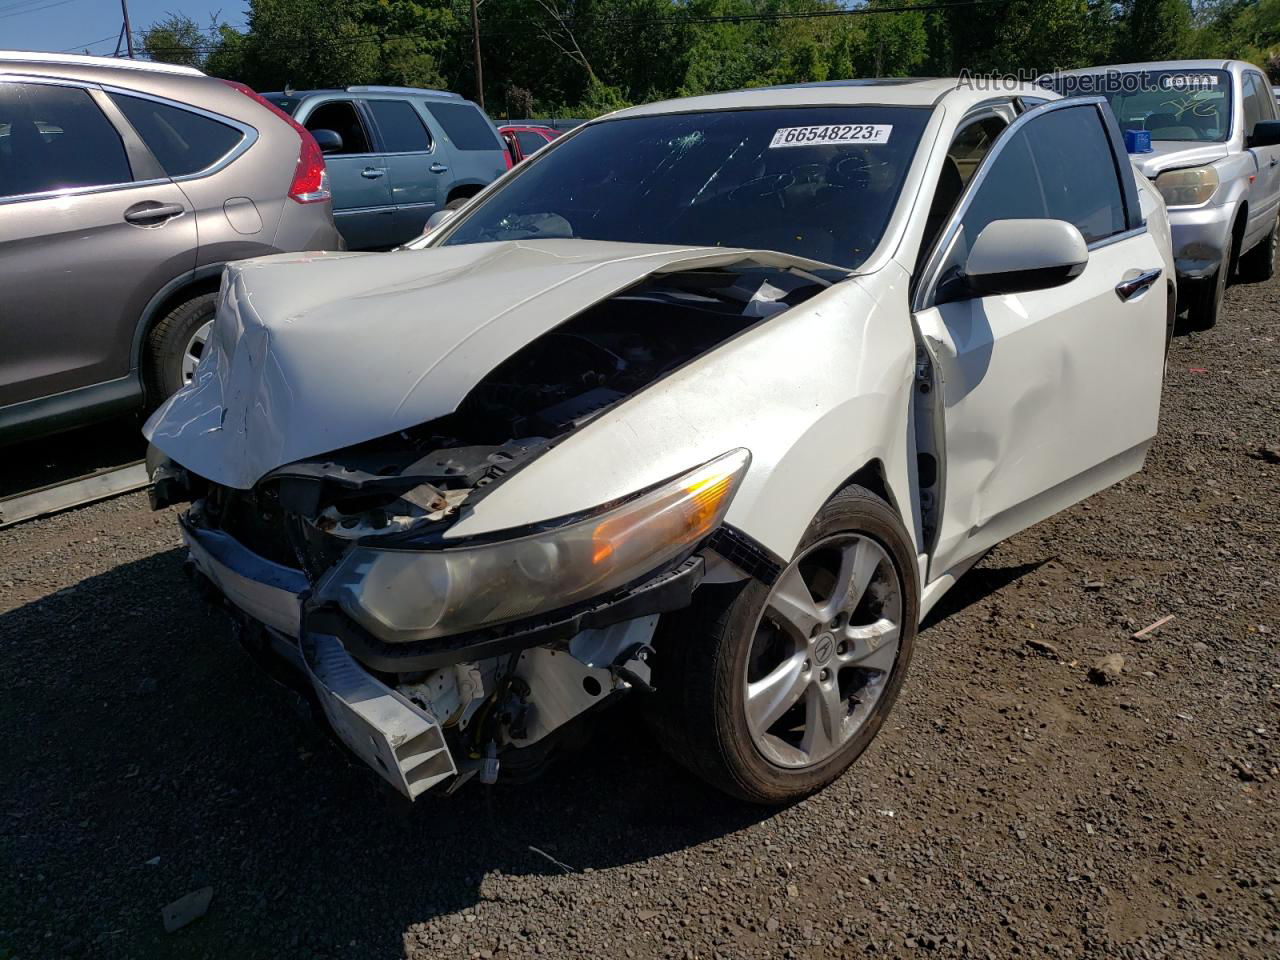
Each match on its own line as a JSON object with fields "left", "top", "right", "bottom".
{"left": 367, "top": 99, "right": 431, "bottom": 152}
{"left": 423, "top": 101, "right": 500, "bottom": 150}
{"left": 111, "top": 93, "right": 242, "bottom": 177}
{"left": 515, "top": 131, "right": 547, "bottom": 155}
{"left": 0, "top": 81, "right": 132, "bottom": 199}
{"left": 960, "top": 105, "right": 1125, "bottom": 248}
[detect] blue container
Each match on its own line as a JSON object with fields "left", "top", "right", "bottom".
{"left": 1124, "top": 129, "right": 1153, "bottom": 154}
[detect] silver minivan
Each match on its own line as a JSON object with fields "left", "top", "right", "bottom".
{"left": 0, "top": 51, "right": 344, "bottom": 443}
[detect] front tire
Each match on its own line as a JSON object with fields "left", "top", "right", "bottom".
{"left": 145, "top": 292, "right": 218, "bottom": 399}
{"left": 648, "top": 485, "right": 919, "bottom": 804}
{"left": 1238, "top": 214, "right": 1278, "bottom": 283}
{"left": 1186, "top": 240, "right": 1231, "bottom": 330}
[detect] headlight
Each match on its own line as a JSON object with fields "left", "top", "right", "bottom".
{"left": 315, "top": 448, "right": 751, "bottom": 643}
{"left": 1155, "top": 166, "right": 1219, "bottom": 207}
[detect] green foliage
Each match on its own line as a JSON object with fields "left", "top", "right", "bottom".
{"left": 141, "top": 13, "right": 207, "bottom": 67}
{"left": 139, "top": 0, "right": 1279, "bottom": 114}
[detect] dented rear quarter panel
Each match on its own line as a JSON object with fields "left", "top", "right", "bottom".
{"left": 446, "top": 263, "right": 921, "bottom": 566}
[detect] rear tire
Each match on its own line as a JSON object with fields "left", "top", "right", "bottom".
{"left": 647, "top": 485, "right": 919, "bottom": 804}
{"left": 145, "top": 292, "right": 218, "bottom": 400}
{"left": 1238, "top": 215, "right": 1278, "bottom": 283}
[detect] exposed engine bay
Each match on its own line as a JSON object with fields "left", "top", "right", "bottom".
{"left": 156, "top": 261, "right": 828, "bottom": 798}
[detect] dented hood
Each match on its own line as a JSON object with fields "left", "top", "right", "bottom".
{"left": 144, "top": 239, "right": 830, "bottom": 489}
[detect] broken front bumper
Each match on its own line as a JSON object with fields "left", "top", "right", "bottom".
{"left": 179, "top": 514, "right": 702, "bottom": 798}
{"left": 1168, "top": 200, "right": 1236, "bottom": 281}
{"left": 181, "top": 518, "right": 456, "bottom": 798}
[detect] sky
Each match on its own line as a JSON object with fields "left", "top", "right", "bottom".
{"left": 0, "top": 0, "right": 245, "bottom": 56}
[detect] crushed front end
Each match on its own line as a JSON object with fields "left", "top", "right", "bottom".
{"left": 143, "top": 245, "right": 828, "bottom": 798}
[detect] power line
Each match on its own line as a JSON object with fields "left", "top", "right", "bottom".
{"left": 58, "top": 32, "right": 119, "bottom": 53}
{"left": 137, "top": 0, "right": 1004, "bottom": 56}
{"left": 0, "top": 0, "right": 80, "bottom": 21}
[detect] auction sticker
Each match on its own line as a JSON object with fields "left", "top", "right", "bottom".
{"left": 770, "top": 124, "right": 892, "bottom": 147}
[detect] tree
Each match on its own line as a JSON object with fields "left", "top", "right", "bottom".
{"left": 1118, "top": 0, "right": 1195, "bottom": 61}
{"left": 141, "top": 13, "right": 207, "bottom": 68}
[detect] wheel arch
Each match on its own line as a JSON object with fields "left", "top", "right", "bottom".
{"left": 446, "top": 181, "right": 487, "bottom": 204}
{"left": 130, "top": 265, "right": 226, "bottom": 387}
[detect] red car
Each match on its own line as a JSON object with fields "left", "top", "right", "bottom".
{"left": 498, "top": 124, "right": 560, "bottom": 164}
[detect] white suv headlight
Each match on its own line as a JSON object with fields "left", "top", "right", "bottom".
{"left": 315, "top": 448, "right": 751, "bottom": 643}
{"left": 1155, "top": 166, "right": 1219, "bottom": 207}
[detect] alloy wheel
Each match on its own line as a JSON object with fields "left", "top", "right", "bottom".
{"left": 743, "top": 533, "right": 903, "bottom": 769}
{"left": 181, "top": 319, "right": 213, "bottom": 385}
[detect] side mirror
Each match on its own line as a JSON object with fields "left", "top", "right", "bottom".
{"left": 1248, "top": 120, "right": 1280, "bottom": 148}
{"left": 310, "top": 128, "right": 344, "bottom": 154}
{"left": 959, "top": 219, "right": 1088, "bottom": 298}
{"left": 423, "top": 208, "right": 458, "bottom": 233}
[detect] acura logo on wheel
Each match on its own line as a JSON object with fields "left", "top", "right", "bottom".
{"left": 814, "top": 633, "right": 835, "bottom": 664}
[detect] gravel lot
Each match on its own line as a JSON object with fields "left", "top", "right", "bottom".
{"left": 1, "top": 277, "right": 1277, "bottom": 960}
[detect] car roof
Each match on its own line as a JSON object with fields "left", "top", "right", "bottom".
{"left": 1052, "top": 60, "right": 1248, "bottom": 76}
{"left": 268, "top": 86, "right": 464, "bottom": 101}
{"left": 607, "top": 77, "right": 1054, "bottom": 121}
{"left": 0, "top": 50, "right": 204, "bottom": 76}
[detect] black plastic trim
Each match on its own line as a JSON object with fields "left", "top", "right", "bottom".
{"left": 708, "top": 524, "right": 783, "bottom": 585}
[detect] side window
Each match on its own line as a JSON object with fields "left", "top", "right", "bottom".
{"left": 1024, "top": 105, "right": 1126, "bottom": 243}
{"left": 516, "top": 131, "right": 547, "bottom": 155}
{"left": 1247, "top": 73, "right": 1276, "bottom": 123}
{"left": 0, "top": 81, "right": 132, "bottom": 199}
{"left": 303, "top": 101, "right": 372, "bottom": 155}
{"left": 958, "top": 133, "right": 1047, "bottom": 248}
{"left": 423, "top": 101, "right": 501, "bottom": 151}
{"left": 949, "top": 105, "right": 1127, "bottom": 280}
{"left": 1242, "top": 74, "right": 1264, "bottom": 133}
{"left": 110, "top": 93, "right": 242, "bottom": 177}
{"left": 917, "top": 114, "right": 1009, "bottom": 271}
{"left": 367, "top": 99, "right": 431, "bottom": 153}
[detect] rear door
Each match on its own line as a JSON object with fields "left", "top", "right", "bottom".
{"left": 0, "top": 76, "right": 196, "bottom": 410}
{"left": 913, "top": 99, "right": 1166, "bottom": 578}
{"left": 364, "top": 97, "right": 442, "bottom": 244}
{"left": 297, "top": 97, "right": 393, "bottom": 249}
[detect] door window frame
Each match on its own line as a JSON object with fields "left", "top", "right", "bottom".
{"left": 912, "top": 96, "right": 1143, "bottom": 312}
{"left": 0, "top": 74, "right": 163, "bottom": 206}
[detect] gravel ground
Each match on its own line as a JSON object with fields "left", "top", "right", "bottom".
{"left": 1, "top": 277, "right": 1277, "bottom": 960}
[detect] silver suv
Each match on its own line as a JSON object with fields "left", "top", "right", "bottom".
{"left": 1049, "top": 60, "right": 1280, "bottom": 327}
{"left": 0, "top": 52, "right": 344, "bottom": 443}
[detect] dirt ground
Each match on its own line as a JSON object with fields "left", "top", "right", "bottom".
{"left": 1, "top": 275, "right": 1277, "bottom": 960}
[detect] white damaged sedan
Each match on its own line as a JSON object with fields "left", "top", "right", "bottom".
{"left": 145, "top": 78, "right": 1174, "bottom": 804}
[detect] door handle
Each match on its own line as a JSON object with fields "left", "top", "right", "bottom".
{"left": 123, "top": 201, "right": 185, "bottom": 226}
{"left": 361, "top": 167, "right": 386, "bottom": 179}
{"left": 429, "top": 162, "right": 449, "bottom": 174}
{"left": 1115, "top": 267, "right": 1162, "bottom": 301}
{"left": 1270, "top": 156, "right": 1278, "bottom": 167}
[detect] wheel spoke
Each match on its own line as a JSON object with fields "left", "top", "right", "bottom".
{"left": 800, "top": 680, "right": 846, "bottom": 758}
{"left": 839, "top": 619, "right": 900, "bottom": 674}
{"left": 822, "top": 538, "right": 882, "bottom": 620}
{"left": 766, "top": 565, "right": 823, "bottom": 640}
{"left": 746, "top": 651, "right": 809, "bottom": 735}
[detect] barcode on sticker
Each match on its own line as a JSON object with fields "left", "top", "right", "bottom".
{"left": 1161, "top": 74, "right": 1219, "bottom": 90}
{"left": 769, "top": 124, "right": 892, "bottom": 148}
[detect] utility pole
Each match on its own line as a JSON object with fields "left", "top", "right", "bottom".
{"left": 120, "top": 0, "right": 135, "bottom": 58}
{"left": 470, "top": 0, "right": 484, "bottom": 110}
